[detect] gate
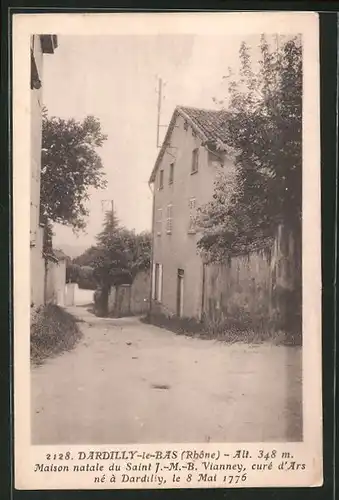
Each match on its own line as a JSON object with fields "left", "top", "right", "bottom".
{"left": 111, "top": 284, "right": 131, "bottom": 317}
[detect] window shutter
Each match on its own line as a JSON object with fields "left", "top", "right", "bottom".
{"left": 158, "top": 264, "right": 163, "bottom": 302}
{"left": 157, "top": 208, "right": 162, "bottom": 236}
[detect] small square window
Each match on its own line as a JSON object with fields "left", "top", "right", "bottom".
{"left": 169, "top": 163, "right": 174, "bottom": 184}
{"left": 191, "top": 148, "right": 199, "bottom": 174}
{"left": 159, "top": 170, "right": 164, "bottom": 189}
{"left": 189, "top": 197, "right": 196, "bottom": 210}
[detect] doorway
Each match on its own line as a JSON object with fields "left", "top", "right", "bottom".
{"left": 177, "top": 269, "right": 184, "bottom": 317}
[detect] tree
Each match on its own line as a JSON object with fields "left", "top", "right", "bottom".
{"left": 93, "top": 211, "right": 152, "bottom": 288}
{"left": 40, "top": 112, "right": 107, "bottom": 231}
{"left": 73, "top": 245, "right": 102, "bottom": 267}
{"left": 77, "top": 266, "right": 97, "bottom": 290}
{"left": 198, "top": 35, "right": 302, "bottom": 261}
{"left": 66, "top": 262, "right": 81, "bottom": 283}
{"left": 75, "top": 211, "right": 152, "bottom": 315}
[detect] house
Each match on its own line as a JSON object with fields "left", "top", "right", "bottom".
{"left": 149, "top": 106, "right": 235, "bottom": 320}
{"left": 30, "top": 35, "right": 58, "bottom": 309}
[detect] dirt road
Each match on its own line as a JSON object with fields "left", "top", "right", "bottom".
{"left": 31, "top": 305, "right": 302, "bottom": 444}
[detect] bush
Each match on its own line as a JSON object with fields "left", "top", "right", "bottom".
{"left": 31, "top": 304, "right": 83, "bottom": 365}
{"left": 142, "top": 312, "right": 206, "bottom": 338}
{"left": 143, "top": 310, "right": 301, "bottom": 346}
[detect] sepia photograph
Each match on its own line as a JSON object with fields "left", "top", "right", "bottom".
{"left": 13, "top": 12, "right": 322, "bottom": 489}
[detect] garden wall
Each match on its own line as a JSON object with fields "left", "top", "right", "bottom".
{"left": 203, "top": 225, "right": 301, "bottom": 337}
{"left": 107, "top": 270, "right": 151, "bottom": 318}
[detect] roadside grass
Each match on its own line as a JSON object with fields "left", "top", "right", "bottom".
{"left": 142, "top": 312, "right": 301, "bottom": 346}
{"left": 31, "top": 304, "right": 83, "bottom": 366}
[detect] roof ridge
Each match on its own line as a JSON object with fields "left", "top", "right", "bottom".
{"left": 177, "top": 104, "right": 227, "bottom": 113}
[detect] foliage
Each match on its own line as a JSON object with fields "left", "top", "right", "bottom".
{"left": 66, "top": 262, "right": 81, "bottom": 283}
{"left": 72, "top": 211, "right": 151, "bottom": 292}
{"left": 40, "top": 112, "right": 107, "bottom": 231}
{"left": 143, "top": 311, "right": 296, "bottom": 345}
{"left": 42, "top": 217, "right": 54, "bottom": 258}
{"left": 198, "top": 35, "right": 302, "bottom": 261}
{"left": 73, "top": 246, "right": 101, "bottom": 267}
{"left": 66, "top": 261, "right": 97, "bottom": 289}
{"left": 78, "top": 266, "right": 97, "bottom": 290}
{"left": 31, "top": 304, "right": 82, "bottom": 365}
{"left": 92, "top": 211, "right": 152, "bottom": 288}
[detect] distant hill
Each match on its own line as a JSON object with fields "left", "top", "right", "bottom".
{"left": 55, "top": 243, "right": 89, "bottom": 259}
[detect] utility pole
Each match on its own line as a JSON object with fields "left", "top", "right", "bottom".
{"left": 101, "top": 199, "right": 114, "bottom": 214}
{"left": 101, "top": 199, "right": 115, "bottom": 230}
{"left": 156, "top": 77, "right": 163, "bottom": 148}
{"left": 155, "top": 77, "right": 177, "bottom": 157}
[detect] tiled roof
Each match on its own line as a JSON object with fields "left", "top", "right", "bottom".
{"left": 179, "top": 106, "right": 229, "bottom": 144}
{"left": 149, "top": 105, "right": 230, "bottom": 183}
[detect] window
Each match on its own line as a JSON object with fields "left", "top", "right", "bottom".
{"left": 169, "top": 163, "right": 174, "bottom": 184}
{"left": 188, "top": 197, "right": 197, "bottom": 233}
{"left": 166, "top": 204, "right": 173, "bottom": 234}
{"left": 191, "top": 148, "right": 199, "bottom": 174}
{"left": 156, "top": 208, "right": 162, "bottom": 236}
{"left": 159, "top": 170, "right": 164, "bottom": 189}
{"left": 189, "top": 197, "right": 196, "bottom": 210}
{"left": 183, "top": 121, "right": 188, "bottom": 131}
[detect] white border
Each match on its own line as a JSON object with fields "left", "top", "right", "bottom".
{"left": 13, "top": 11, "right": 322, "bottom": 489}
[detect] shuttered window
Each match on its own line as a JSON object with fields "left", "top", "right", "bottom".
{"left": 166, "top": 204, "right": 173, "bottom": 234}
{"left": 156, "top": 208, "right": 162, "bottom": 236}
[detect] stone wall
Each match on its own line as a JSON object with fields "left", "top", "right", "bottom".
{"left": 107, "top": 270, "right": 151, "bottom": 317}
{"left": 130, "top": 270, "right": 150, "bottom": 315}
{"left": 203, "top": 225, "right": 301, "bottom": 337}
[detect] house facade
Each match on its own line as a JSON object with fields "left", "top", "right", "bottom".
{"left": 30, "top": 35, "right": 58, "bottom": 308}
{"left": 149, "top": 106, "right": 235, "bottom": 320}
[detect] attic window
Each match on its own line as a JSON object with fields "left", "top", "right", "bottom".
{"left": 169, "top": 163, "right": 174, "bottom": 184}
{"left": 159, "top": 169, "right": 164, "bottom": 190}
{"left": 191, "top": 148, "right": 199, "bottom": 174}
{"left": 183, "top": 121, "right": 188, "bottom": 131}
{"left": 192, "top": 129, "right": 197, "bottom": 137}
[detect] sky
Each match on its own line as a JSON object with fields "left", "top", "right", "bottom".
{"left": 42, "top": 34, "right": 257, "bottom": 252}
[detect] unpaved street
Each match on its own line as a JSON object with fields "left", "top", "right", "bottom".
{"left": 31, "top": 305, "right": 302, "bottom": 444}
